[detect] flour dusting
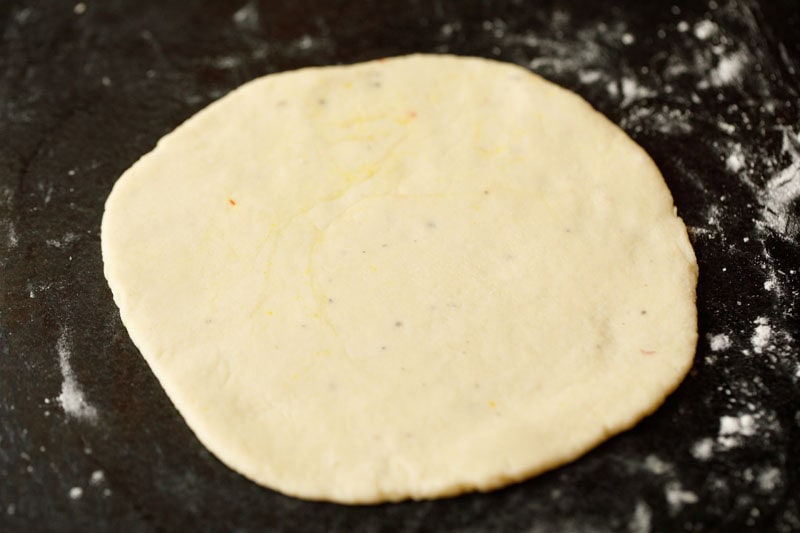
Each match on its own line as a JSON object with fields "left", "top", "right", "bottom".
{"left": 56, "top": 330, "right": 98, "bottom": 422}
{"left": 757, "top": 467, "right": 781, "bottom": 492}
{"left": 709, "top": 333, "right": 732, "bottom": 352}
{"left": 726, "top": 144, "right": 746, "bottom": 172}
{"left": 628, "top": 500, "right": 652, "bottom": 533}
{"left": 717, "top": 412, "right": 757, "bottom": 449}
{"left": 665, "top": 481, "right": 698, "bottom": 513}
{"left": 751, "top": 317, "right": 772, "bottom": 355}
{"left": 5, "top": 221, "right": 18, "bottom": 248}
{"left": 620, "top": 77, "right": 655, "bottom": 107}
{"left": 90, "top": 470, "right": 105, "bottom": 486}
{"left": 232, "top": 1, "right": 258, "bottom": 31}
{"left": 712, "top": 52, "right": 747, "bottom": 86}
{"left": 693, "top": 20, "right": 717, "bottom": 40}
{"left": 760, "top": 128, "right": 800, "bottom": 240}
{"left": 691, "top": 437, "right": 715, "bottom": 460}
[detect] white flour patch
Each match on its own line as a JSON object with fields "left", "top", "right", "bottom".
{"left": 644, "top": 454, "right": 671, "bottom": 475}
{"left": 757, "top": 467, "right": 781, "bottom": 492}
{"left": 760, "top": 129, "right": 800, "bottom": 240}
{"left": 718, "top": 121, "right": 736, "bottom": 134}
{"left": 751, "top": 317, "right": 772, "bottom": 354}
{"left": 691, "top": 437, "right": 715, "bottom": 460}
{"left": 619, "top": 77, "right": 655, "bottom": 107}
{"left": 694, "top": 20, "right": 717, "bottom": 40}
{"left": 232, "top": 1, "right": 258, "bottom": 31}
{"left": 6, "top": 221, "right": 18, "bottom": 248}
{"left": 704, "top": 51, "right": 748, "bottom": 87}
{"left": 578, "top": 70, "right": 602, "bottom": 84}
{"left": 45, "top": 232, "right": 79, "bottom": 249}
{"left": 726, "top": 143, "right": 746, "bottom": 172}
{"left": 56, "top": 330, "right": 98, "bottom": 423}
{"left": 709, "top": 333, "right": 732, "bottom": 351}
{"left": 665, "top": 481, "right": 699, "bottom": 513}
{"left": 211, "top": 56, "right": 243, "bottom": 69}
{"left": 68, "top": 486, "right": 83, "bottom": 500}
{"left": 629, "top": 500, "right": 652, "bottom": 533}
{"left": 90, "top": 470, "right": 105, "bottom": 485}
{"left": 717, "top": 412, "right": 757, "bottom": 449}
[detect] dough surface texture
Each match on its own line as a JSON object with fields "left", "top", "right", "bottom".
{"left": 101, "top": 54, "right": 698, "bottom": 504}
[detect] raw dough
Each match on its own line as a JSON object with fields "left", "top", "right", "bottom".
{"left": 101, "top": 54, "right": 698, "bottom": 504}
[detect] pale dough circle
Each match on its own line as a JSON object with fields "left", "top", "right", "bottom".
{"left": 101, "top": 54, "right": 698, "bottom": 504}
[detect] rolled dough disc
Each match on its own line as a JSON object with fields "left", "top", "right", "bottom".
{"left": 101, "top": 54, "right": 698, "bottom": 504}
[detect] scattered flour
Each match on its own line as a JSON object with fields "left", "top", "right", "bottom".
{"left": 665, "top": 481, "right": 699, "bottom": 513}
{"left": 644, "top": 454, "right": 671, "bottom": 475}
{"left": 232, "top": 1, "right": 258, "bottom": 31}
{"left": 211, "top": 56, "right": 243, "bottom": 69}
{"left": 578, "top": 70, "right": 602, "bottom": 84}
{"left": 294, "top": 34, "right": 315, "bottom": 51}
{"left": 726, "top": 144, "right": 746, "bottom": 172}
{"left": 694, "top": 20, "right": 717, "bottom": 40}
{"left": 68, "top": 486, "right": 83, "bottom": 500}
{"left": 619, "top": 77, "right": 655, "bottom": 107}
{"left": 760, "top": 129, "right": 800, "bottom": 240}
{"left": 706, "top": 51, "right": 748, "bottom": 87}
{"left": 56, "top": 329, "right": 98, "bottom": 423}
{"left": 751, "top": 317, "right": 772, "bottom": 354}
{"left": 717, "top": 412, "right": 757, "bottom": 449}
{"left": 709, "top": 333, "right": 732, "bottom": 352}
{"left": 629, "top": 500, "right": 652, "bottom": 533}
{"left": 5, "top": 221, "right": 18, "bottom": 248}
{"left": 90, "top": 470, "right": 105, "bottom": 485}
{"left": 691, "top": 437, "right": 715, "bottom": 460}
{"left": 757, "top": 467, "right": 781, "bottom": 492}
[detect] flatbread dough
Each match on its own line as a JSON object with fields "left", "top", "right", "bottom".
{"left": 101, "top": 54, "right": 698, "bottom": 504}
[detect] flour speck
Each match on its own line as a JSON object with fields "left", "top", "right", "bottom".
{"left": 709, "top": 333, "right": 732, "bottom": 352}
{"left": 68, "top": 486, "right": 83, "bottom": 500}
{"left": 707, "top": 51, "right": 748, "bottom": 87}
{"left": 232, "top": 1, "right": 258, "bottom": 31}
{"left": 5, "top": 221, "right": 18, "bottom": 248}
{"left": 693, "top": 20, "right": 717, "bottom": 40}
{"left": 90, "top": 470, "right": 105, "bottom": 485}
{"left": 751, "top": 317, "right": 772, "bottom": 354}
{"left": 665, "top": 481, "right": 699, "bottom": 513}
{"left": 718, "top": 412, "right": 757, "bottom": 449}
{"left": 56, "top": 329, "right": 98, "bottom": 423}
{"left": 644, "top": 454, "right": 671, "bottom": 475}
{"left": 757, "top": 467, "right": 781, "bottom": 492}
{"left": 629, "top": 500, "right": 652, "bottom": 533}
{"left": 760, "top": 129, "right": 800, "bottom": 240}
{"left": 726, "top": 144, "right": 746, "bottom": 172}
{"left": 691, "top": 437, "right": 715, "bottom": 460}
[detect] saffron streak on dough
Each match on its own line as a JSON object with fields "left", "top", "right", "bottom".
{"left": 101, "top": 55, "right": 698, "bottom": 504}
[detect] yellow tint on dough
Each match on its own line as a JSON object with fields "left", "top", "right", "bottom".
{"left": 101, "top": 55, "right": 698, "bottom": 504}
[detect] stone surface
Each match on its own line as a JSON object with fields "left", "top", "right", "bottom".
{"left": 0, "top": 0, "right": 798, "bottom": 531}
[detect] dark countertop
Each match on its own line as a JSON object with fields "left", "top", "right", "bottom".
{"left": 1, "top": 0, "right": 798, "bottom": 531}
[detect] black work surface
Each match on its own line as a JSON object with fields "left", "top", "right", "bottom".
{"left": 1, "top": 0, "right": 799, "bottom": 531}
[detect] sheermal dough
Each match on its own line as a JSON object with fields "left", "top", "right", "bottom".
{"left": 101, "top": 54, "right": 698, "bottom": 504}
